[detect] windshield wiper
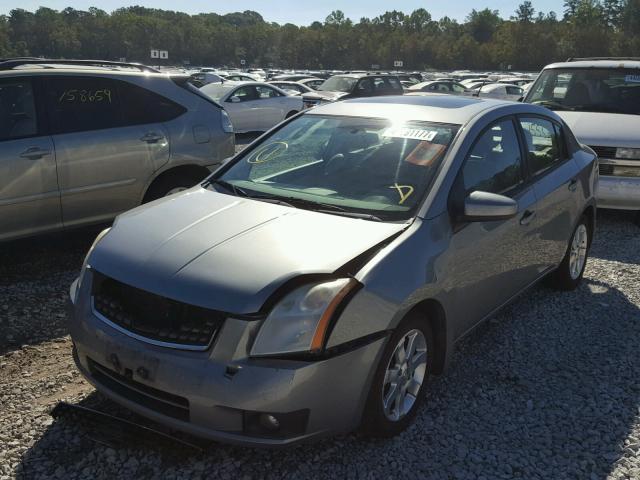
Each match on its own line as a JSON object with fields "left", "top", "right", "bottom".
{"left": 532, "top": 100, "right": 572, "bottom": 111}
{"left": 317, "top": 210, "right": 383, "bottom": 221}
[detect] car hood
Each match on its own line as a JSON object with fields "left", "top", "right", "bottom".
{"left": 557, "top": 111, "right": 640, "bottom": 148}
{"left": 89, "top": 188, "right": 407, "bottom": 314}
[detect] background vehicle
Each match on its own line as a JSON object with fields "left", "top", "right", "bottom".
{"left": 0, "top": 58, "right": 234, "bottom": 242}
{"left": 268, "top": 80, "right": 316, "bottom": 95}
{"left": 299, "top": 78, "right": 325, "bottom": 90}
{"left": 407, "top": 80, "right": 469, "bottom": 95}
{"left": 477, "top": 83, "right": 524, "bottom": 101}
{"left": 69, "top": 95, "right": 596, "bottom": 446}
{"left": 315, "top": 73, "right": 404, "bottom": 101}
{"left": 525, "top": 58, "right": 640, "bottom": 220}
{"left": 200, "top": 81, "right": 302, "bottom": 132}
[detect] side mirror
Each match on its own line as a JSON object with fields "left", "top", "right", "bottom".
{"left": 229, "top": 96, "right": 241, "bottom": 103}
{"left": 463, "top": 191, "right": 518, "bottom": 222}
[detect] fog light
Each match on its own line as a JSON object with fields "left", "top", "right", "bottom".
{"left": 259, "top": 414, "right": 280, "bottom": 431}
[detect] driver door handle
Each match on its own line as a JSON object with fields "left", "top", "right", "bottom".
{"left": 140, "top": 132, "right": 164, "bottom": 143}
{"left": 568, "top": 178, "right": 578, "bottom": 192}
{"left": 20, "top": 147, "right": 51, "bottom": 160}
{"left": 520, "top": 209, "right": 536, "bottom": 226}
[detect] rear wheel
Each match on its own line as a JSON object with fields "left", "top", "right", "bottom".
{"left": 548, "top": 215, "right": 590, "bottom": 291}
{"left": 361, "top": 315, "right": 433, "bottom": 437}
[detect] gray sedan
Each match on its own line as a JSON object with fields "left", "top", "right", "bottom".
{"left": 68, "top": 95, "right": 597, "bottom": 445}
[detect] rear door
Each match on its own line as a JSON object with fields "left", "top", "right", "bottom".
{"left": 223, "top": 85, "right": 259, "bottom": 132}
{"left": 43, "top": 75, "right": 171, "bottom": 228}
{"left": 254, "top": 85, "right": 288, "bottom": 128}
{"left": 0, "top": 76, "right": 60, "bottom": 240}
{"left": 517, "top": 116, "right": 581, "bottom": 268}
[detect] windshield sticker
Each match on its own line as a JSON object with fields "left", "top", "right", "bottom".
{"left": 247, "top": 142, "right": 288, "bottom": 164}
{"left": 389, "top": 184, "right": 414, "bottom": 205}
{"left": 405, "top": 141, "right": 446, "bottom": 167}
{"left": 625, "top": 75, "right": 640, "bottom": 83}
{"left": 382, "top": 127, "right": 438, "bottom": 142}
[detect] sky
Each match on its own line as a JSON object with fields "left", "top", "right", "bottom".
{"left": 0, "top": 1, "right": 565, "bottom": 23}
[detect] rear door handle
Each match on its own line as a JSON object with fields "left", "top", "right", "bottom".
{"left": 20, "top": 147, "right": 51, "bottom": 160}
{"left": 140, "top": 132, "right": 164, "bottom": 143}
{"left": 520, "top": 210, "right": 536, "bottom": 226}
{"left": 568, "top": 178, "right": 578, "bottom": 192}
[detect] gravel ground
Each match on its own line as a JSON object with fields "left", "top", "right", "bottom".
{"left": 1, "top": 197, "right": 639, "bottom": 479}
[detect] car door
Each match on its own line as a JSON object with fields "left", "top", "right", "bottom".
{"left": 446, "top": 118, "right": 540, "bottom": 336}
{"left": 223, "top": 85, "right": 259, "bottom": 132}
{"left": 0, "top": 76, "right": 61, "bottom": 241}
{"left": 254, "top": 85, "right": 288, "bottom": 128}
{"left": 44, "top": 75, "right": 170, "bottom": 228}
{"left": 518, "top": 116, "right": 581, "bottom": 268}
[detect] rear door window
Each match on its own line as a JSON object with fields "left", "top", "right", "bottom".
{"left": 229, "top": 86, "right": 258, "bottom": 102}
{"left": 45, "top": 76, "right": 122, "bottom": 134}
{"left": 256, "top": 85, "right": 282, "bottom": 99}
{"left": 0, "top": 78, "right": 38, "bottom": 140}
{"left": 519, "top": 117, "right": 563, "bottom": 175}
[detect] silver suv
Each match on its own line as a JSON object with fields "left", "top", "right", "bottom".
{"left": 525, "top": 57, "right": 640, "bottom": 222}
{"left": 0, "top": 59, "right": 235, "bottom": 242}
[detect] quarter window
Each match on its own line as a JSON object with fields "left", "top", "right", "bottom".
{"left": 462, "top": 120, "right": 524, "bottom": 194}
{"left": 519, "top": 117, "right": 563, "bottom": 175}
{"left": 0, "top": 78, "right": 37, "bottom": 140}
{"left": 119, "top": 81, "right": 186, "bottom": 124}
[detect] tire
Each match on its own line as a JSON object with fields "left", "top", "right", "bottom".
{"left": 143, "top": 171, "right": 206, "bottom": 203}
{"left": 361, "top": 315, "right": 434, "bottom": 437}
{"left": 547, "top": 215, "right": 590, "bottom": 291}
{"left": 285, "top": 110, "right": 298, "bottom": 119}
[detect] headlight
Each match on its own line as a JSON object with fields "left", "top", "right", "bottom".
{"left": 221, "top": 110, "right": 234, "bottom": 133}
{"left": 616, "top": 147, "right": 640, "bottom": 160}
{"left": 250, "top": 278, "right": 358, "bottom": 356}
{"left": 75, "top": 228, "right": 111, "bottom": 302}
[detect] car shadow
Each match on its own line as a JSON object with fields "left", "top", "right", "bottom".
{"left": 17, "top": 276, "right": 640, "bottom": 479}
{"left": 589, "top": 209, "right": 639, "bottom": 263}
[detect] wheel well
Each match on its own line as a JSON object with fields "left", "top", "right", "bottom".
{"left": 144, "top": 164, "right": 211, "bottom": 202}
{"left": 404, "top": 299, "right": 447, "bottom": 375}
{"left": 583, "top": 205, "right": 596, "bottom": 246}
{"left": 285, "top": 110, "right": 298, "bottom": 118}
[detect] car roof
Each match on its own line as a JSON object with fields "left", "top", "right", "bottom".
{"left": 307, "top": 94, "right": 517, "bottom": 125}
{"left": 544, "top": 59, "right": 640, "bottom": 70}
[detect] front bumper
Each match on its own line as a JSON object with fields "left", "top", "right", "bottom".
{"left": 597, "top": 175, "right": 640, "bottom": 210}
{"left": 67, "top": 279, "right": 387, "bottom": 446}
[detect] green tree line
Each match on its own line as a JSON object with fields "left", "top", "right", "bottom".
{"left": 1, "top": 1, "right": 639, "bottom": 71}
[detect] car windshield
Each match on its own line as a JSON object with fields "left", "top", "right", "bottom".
{"left": 526, "top": 68, "right": 640, "bottom": 115}
{"left": 318, "top": 77, "right": 357, "bottom": 93}
{"left": 214, "top": 115, "right": 459, "bottom": 221}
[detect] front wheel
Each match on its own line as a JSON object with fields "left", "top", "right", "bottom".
{"left": 361, "top": 315, "right": 433, "bottom": 437}
{"left": 548, "top": 215, "right": 590, "bottom": 291}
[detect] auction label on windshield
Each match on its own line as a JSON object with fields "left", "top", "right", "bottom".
{"left": 625, "top": 74, "right": 640, "bottom": 83}
{"left": 382, "top": 127, "right": 438, "bottom": 142}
